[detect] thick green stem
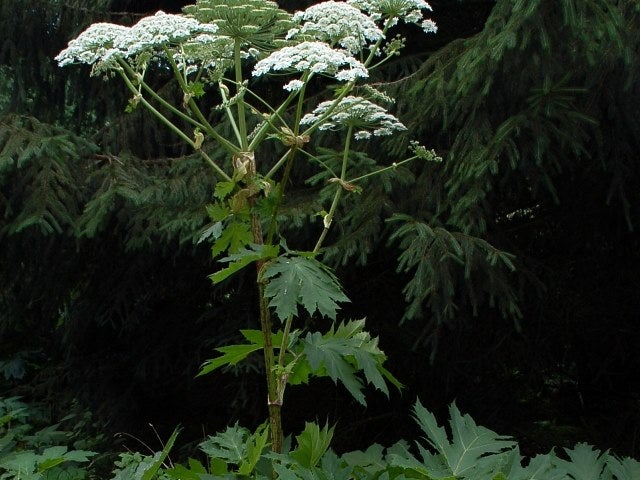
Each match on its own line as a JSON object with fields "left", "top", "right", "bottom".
{"left": 257, "top": 276, "right": 283, "bottom": 454}
{"left": 245, "top": 156, "right": 282, "bottom": 454}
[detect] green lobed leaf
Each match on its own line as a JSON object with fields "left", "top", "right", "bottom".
{"left": 263, "top": 255, "right": 350, "bottom": 321}
{"left": 198, "top": 329, "right": 285, "bottom": 377}
{"left": 606, "top": 455, "right": 640, "bottom": 480}
{"left": 200, "top": 423, "right": 248, "bottom": 465}
{"left": 198, "top": 344, "right": 262, "bottom": 377}
{"left": 303, "top": 331, "right": 366, "bottom": 405}
{"left": 214, "top": 180, "right": 236, "bottom": 200}
{"left": 210, "top": 243, "right": 278, "bottom": 284}
{"left": 299, "top": 320, "right": 398, "bottom": 405}
{"left": 237, "top": 422, "right": 270, "bottom": 476}
{"left": 198, "top": 422, "right": 269, "bottom": 475}
{"left": 554, "top": 443, "right": 607, "bottom": 480}
{"left": 411, "top": 400, "right": 516, "bottom": 478}
{"left": 211, "top": 220, "right": 253, "bottom": 257}
{"left": 290, "top": 422, "right": 334, "bottom": 469}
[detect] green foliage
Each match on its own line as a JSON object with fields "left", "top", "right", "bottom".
{"left": 388, "top": 214, "right": 519, "bottom": 325}
{"left": 0, "top": 397, "right": 96, "bottom": 480}
{"left": 262, "top": 254, "right": 350, "bottom": 321}
{"left": 0, "top": 114, "right": 95, "bottom": 236}
{"left": 197, "top": 329, "right": 284, "bottom": 377}
{"left": 299, "top": 319, "right": 400, "bottom": 405}
{"left": 289, "top": 422, "right": 334, "bottom": 469}
{"left": 388, "top": 400, "right": 516, "bottom": 478}
{"left": 199, "top": 319, "right": 398, "bottom": 406}
{"left": 198, "top": 423, "right": 269, "bottom": 476}
{"left": 118, "top": 400, "right": 640, "bottom": 480}
{"left": 210, "top": 244, "right": 279, "bottom": 283}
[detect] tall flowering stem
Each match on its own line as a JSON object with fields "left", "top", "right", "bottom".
{"left": 55, "top": 0, "right": 439, "bottom": 460}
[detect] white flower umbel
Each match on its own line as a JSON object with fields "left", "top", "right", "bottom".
{"left": 347, "top": 0, "right": 437, "bottom": 33}
{"left": 55, "top": 11, "right": 221, "bottom": 74}
{"left": 55, "top": 23, "right": 130, "bottom": 71}
{"left": 300, "top": 95, "right": 407, "bottom": 139}
{"left": 118, "top": 11, "right": 219, "bottom": 57}
{"left": 287, "top": 1, "right": 383, "bottom": 54}
{"left": 252, "top": 41, "right": 369, "bottom": 87}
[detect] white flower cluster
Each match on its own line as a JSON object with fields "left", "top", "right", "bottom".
{"left": 119, "top": 11, "right": 218, "bottom": 57}
{"left": 286, "top": 1, "right": 383, "bottom": 54}
{"left": 55, "top": 11, "right": 219, "bottom": 73}
{"left": 252, "top": 41, "right": 369, "bottom": 86}
{"left": 55, "top": 23, "right": 130, "bottom": 69}
{"left": 347, "top": 0, "right": 437, "bottom": 34}
{"left": 300, "top": 95, "right": 407, "bottom": 139}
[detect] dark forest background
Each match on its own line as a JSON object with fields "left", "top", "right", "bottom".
{"left": 1, "top": 0, "right": 639, "bottom": 461}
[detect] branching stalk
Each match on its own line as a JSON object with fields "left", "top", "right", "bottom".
{"left": 313, "top": 125, "right": 354, "bottom": 253}
{"left": 162, "top": 47, "right": 240, "bottom": 154}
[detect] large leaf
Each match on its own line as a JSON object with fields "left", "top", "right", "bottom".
{"left": 553, "top": 443, "right": 607, "bottom": 480}
{"left": 263, "top": 254, "right": 349, "bottom": 321}
{"left": 402, "top": 400, "right": 516, "bottom": 478}
{"left": 303, "top": 331, "right": 366, "bottom": 405}
{"left": 299, "top": 320, "right": 399, "bottom": 405}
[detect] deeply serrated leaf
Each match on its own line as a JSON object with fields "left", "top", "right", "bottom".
{"left": 206, "top": 203, "right": 231, "bottom": 222}
{"left": 210, "top": 243, "right": 278, "bottom": 283}
{"left": 555, "top": 443, "right": 607, "bottom": 480}
{"left": 214, "top": 181, "right": 236, "bottom": 200}
{"left": 412, "top": 400, "right": 516, "bottom": 478}
{"left": 303, "top": 332, "right": 366, "bottom": 405}
{"left": 211, "top": 220, "right": 253, "bottom": 257}
{"left": 263, "top": 255, "right": 349, "bottom": 321}
{"left": 198, "top": 343, "right": 263, "bottom": 376}
{"left": 200, "top": 423, "right": 248, "bottom": 465}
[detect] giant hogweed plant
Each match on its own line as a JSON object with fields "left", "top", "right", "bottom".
{"left": 56, "top": 0, "right": 439, "bottom": 460}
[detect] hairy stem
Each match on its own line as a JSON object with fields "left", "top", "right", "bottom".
{"left": 246, "top": 156, "right": 282, "bottom": 453}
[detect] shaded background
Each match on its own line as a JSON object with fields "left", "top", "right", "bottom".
{"left": 1, "top": 0, "right": 638, "bottom": 463}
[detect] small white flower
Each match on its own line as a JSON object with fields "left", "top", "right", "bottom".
{"left": 300, "top": 95, "right": 406, "bottom": 138}
{"left": 347, "top": 0, "right": 437, "bottom": 34}
{"left": 283, "top": 79, "right": 305, "bottom": 91}
{"left": 354, "top": 131, "right": 372, "bottom": 140}
{"left": 288, "top": 1, "right": 383, "bottom": 54}
{"left": 252, "top": 41, "right": 368, "bottom": 81}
